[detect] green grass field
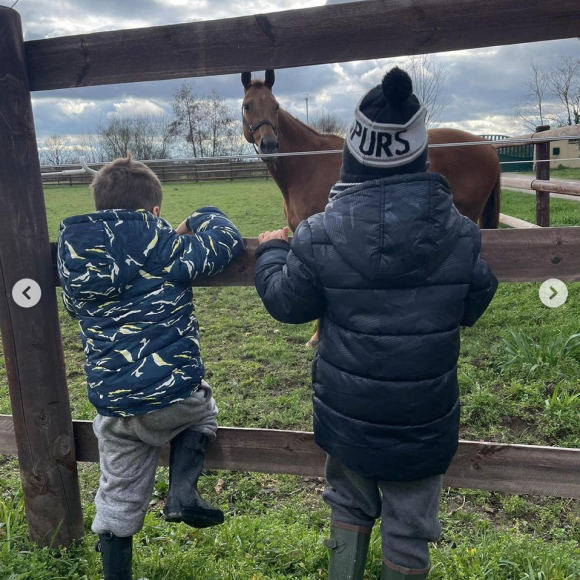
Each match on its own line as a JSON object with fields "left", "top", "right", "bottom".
{"left": 0, "top": 180, "right": 579, "bottom": 579}
{"left": 509, "top": 167, "right": 580, "bottom": 182}
{"left": 549, "top": 167, "right": 580, "bottom": 181}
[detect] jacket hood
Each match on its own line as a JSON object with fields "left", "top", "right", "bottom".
{"left": 323, "top": 173, "right": 463, "bottom": 282}
{"left": 58, "top": 209, "right": 167, "bottom": 302}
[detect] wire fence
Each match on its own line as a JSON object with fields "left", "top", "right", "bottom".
{"left": 40, "top": 133, "right": 579, "bottom": 186}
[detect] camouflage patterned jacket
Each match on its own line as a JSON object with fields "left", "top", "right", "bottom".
{"left": 57, "top": 207, "right": 242, "bottom": 417}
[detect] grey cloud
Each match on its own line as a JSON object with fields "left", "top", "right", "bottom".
{"left": 16, "top": 0, "right": 579, "bottom": 140}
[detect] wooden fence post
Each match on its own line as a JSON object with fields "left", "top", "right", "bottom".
{"left": 535, "top": 125, "right": 551, "bottom": 227}
{"left": 0, "top": 7, "right": 84, "bottom": 546}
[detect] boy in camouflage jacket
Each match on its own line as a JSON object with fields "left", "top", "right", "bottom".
{"left": 57, "top": 155, "right": 243, "bottom": 580}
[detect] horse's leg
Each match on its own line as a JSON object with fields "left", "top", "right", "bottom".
{"left": 306, "top": 320, "right": 320, "bottom": 348}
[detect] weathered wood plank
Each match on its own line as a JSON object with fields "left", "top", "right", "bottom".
{"left": 1, "top": 416, "right": 579, "bottom": 499}
{"left": 502, "top": 177, "right": 580, "bottom": 196}
{"left": 499, "top": 214, "right": 541, "bottom": 229}
{"left": 0, "top": 416, "right": 17, "bottom": 457}
{"left": 24, "top": 0, "right": 580, "bottom": 91}
{"left": 444, "top": 442, "right": 580, "bottom": 498}
{"left": 480, "top": 228, "right": 580, "bottom": 282}
{"left": 49, "top": 229, "right": 580, "bottom": 287}
{"left": 0, "top": 7, "right": 84, "bottom": 547}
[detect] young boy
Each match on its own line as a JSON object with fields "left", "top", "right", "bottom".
{"left": 57, "top": 155, "right": 243, "bottom": 580}
{"left": 254, "top": 68, "right": 498, "bottom": 579}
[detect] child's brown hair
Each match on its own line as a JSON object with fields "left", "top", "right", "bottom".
{"left": 91, "top": 153, "right": 162, "bottom": 212}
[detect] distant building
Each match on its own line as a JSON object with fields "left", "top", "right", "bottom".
{"left": 543, "top": 138, "right": 580, "bottom": 169}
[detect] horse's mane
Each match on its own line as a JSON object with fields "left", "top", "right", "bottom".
{"left": 281, "top": 109, "right": 324, "bottom": 137}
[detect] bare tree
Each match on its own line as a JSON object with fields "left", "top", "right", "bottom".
{"left": 72, "top": 133, "right": 104, "bottom": 163}
{"left": 310, "top": 109, "right": 348, "bottom": 136}
{"left": 515, "top": 60, "right": 552, "bottom": 131}
{"left": 40, "top": 133, "right": 73, "bottom": 165}
{"left": 130, "top": 114, "right": 177, "bottom": 159}
{"left": 405, "top": 54, "right": 449, "bottom": 128}
{"left": 549, "top": 56, "right": 580, "bottom": 127}
{"left": 206, "top": 89, "right": 238, "bottom": 157}
{"left": 172, "top": 83, "right": 240, "bottom": 158}
{"left": 97, "top": 117, "right": 132, "bottom": 160}
{"left": 172, "top": 83, "right": 207, "bottom": 157}
{"left": 96, "top": 114, "right": 176, "bottom": 161}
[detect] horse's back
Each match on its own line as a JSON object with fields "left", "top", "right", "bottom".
{"left": 427, "top": 129, "right": 500, "bottom": 224}
{"left": 428, "top": 128, "right": 498, "bottom": 165}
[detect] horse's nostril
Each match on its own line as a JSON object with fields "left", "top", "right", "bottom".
{"left": 260, "top": 138, "right": 279, "bottom": 155}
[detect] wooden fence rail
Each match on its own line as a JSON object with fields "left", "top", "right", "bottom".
{"left": 47, "top": 228, "right": 580, "bottom": 287}
{"left": 501, "top": 176, "right": 580, "bottom": 197}
{"left": 498, "top": 214, "right": 541, "bottom": 229}
{"left": 24, "top": 0, "right": 580, "bottom": 91}
{"left": 0, "top": 415, "right": 576, "bottom": 499}
{"left": 42, "top": 160, "right": 270, "bottom": 186}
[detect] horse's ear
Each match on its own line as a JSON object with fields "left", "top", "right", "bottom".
{"left": 241, "top": 72, "right": 252, "bottom": 89}
{"left": 265, "top": 70, "right": 275, "bottom": 89}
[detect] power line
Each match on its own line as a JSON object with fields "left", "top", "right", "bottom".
{"left": 279, "top": 89, "right": 367, "bottom": 109}
{"left": 280, "top": 88, "right": 367, "bottom": 101}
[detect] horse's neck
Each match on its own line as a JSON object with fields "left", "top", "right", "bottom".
{"left": 278, "top": 109, "right": 325, "bottom": 153}
{"left": 266, "top": 110, "right": 344, "bottom": 229}
{"left": 267, "top": 110, "right": 332, "bottom": 193}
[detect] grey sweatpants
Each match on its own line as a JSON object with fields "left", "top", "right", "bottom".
{"left": 91, "top": 381, "right": 218, "bottom": 538}
{"left": 323, "top": 456, "right": 442, "bottom": 574}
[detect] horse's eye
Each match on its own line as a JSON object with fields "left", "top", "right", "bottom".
{"left": 274, "top": 104, "right": 280, "bottom": 111}
{"left": 243, "top": 104, "right": 250, "bottom": 112}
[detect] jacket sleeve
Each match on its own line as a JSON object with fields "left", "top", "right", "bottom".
{"left": 161, "top": 206, "right": 243, "bottom": 282}
{"left": 254, "top": 220, "right": 326, "bottom": 324}
{"left": 461, "top": 227, "right": 498, "bottom": 327}
{"left": 61, "top": 289, "right": 78, "bottom": 319}
{"left": 56, "top": 234, "right": 78, "bottom": 319}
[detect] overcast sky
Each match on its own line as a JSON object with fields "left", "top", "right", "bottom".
{"left": 5, "top": 0, "right": 578, "bottom": 145}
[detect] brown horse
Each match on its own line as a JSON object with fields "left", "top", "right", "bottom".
{"left": 242, "top": 70, "right": 501, "bottom": 343}
{"left": 241, "top": 70, "right": 500, "bottom": 229}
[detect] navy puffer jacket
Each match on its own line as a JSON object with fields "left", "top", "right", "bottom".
{"left": 255, "top": 173, "right": 497, "bottom": 481}
{"left": 58, "top": 207, "right": 242, "bottom": 417}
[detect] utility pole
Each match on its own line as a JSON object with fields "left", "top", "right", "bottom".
{"left": 304, "top": 93, "right": 309, "bottom": 124}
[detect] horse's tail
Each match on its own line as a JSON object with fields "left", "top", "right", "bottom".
{"left": 481, "top": 173, "right": 501, "bottom": 229}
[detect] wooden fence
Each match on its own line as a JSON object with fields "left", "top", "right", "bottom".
{"left": 1, "top": 0, "right": 580, "bottom": 547}
{"left": 42, "top": 159, "right": 270, "bottom": 186}
{"left": 498, "top": 125, "right": 580, "bottom": 228}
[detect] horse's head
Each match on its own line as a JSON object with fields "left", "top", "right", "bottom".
{"left": 241, "top": 70, "right": 280, "bottom": 160}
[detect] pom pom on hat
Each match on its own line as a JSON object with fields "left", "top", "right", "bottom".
{"left": 382, "top": 67, "right": 413, "bottom": 106}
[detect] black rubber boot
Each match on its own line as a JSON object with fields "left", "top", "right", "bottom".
{"left": 163, "top": 429, "right": 224, "bottom": 528}
{"left": 96, "top": 532, "right": 132, "bottom": 580}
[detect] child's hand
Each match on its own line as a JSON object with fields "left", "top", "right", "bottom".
{"left": 258, "top": 227, "right": 289, "bottom": 245}
{"left": 175, "top": 220, "right": 191, "bottom": 235}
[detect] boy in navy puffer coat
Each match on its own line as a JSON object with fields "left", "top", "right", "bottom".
{"left": 254, "top": 69, "right": 498, "bottom": 580}
{"left": 58, "top": 155, "right": 242, "bottom": 580}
